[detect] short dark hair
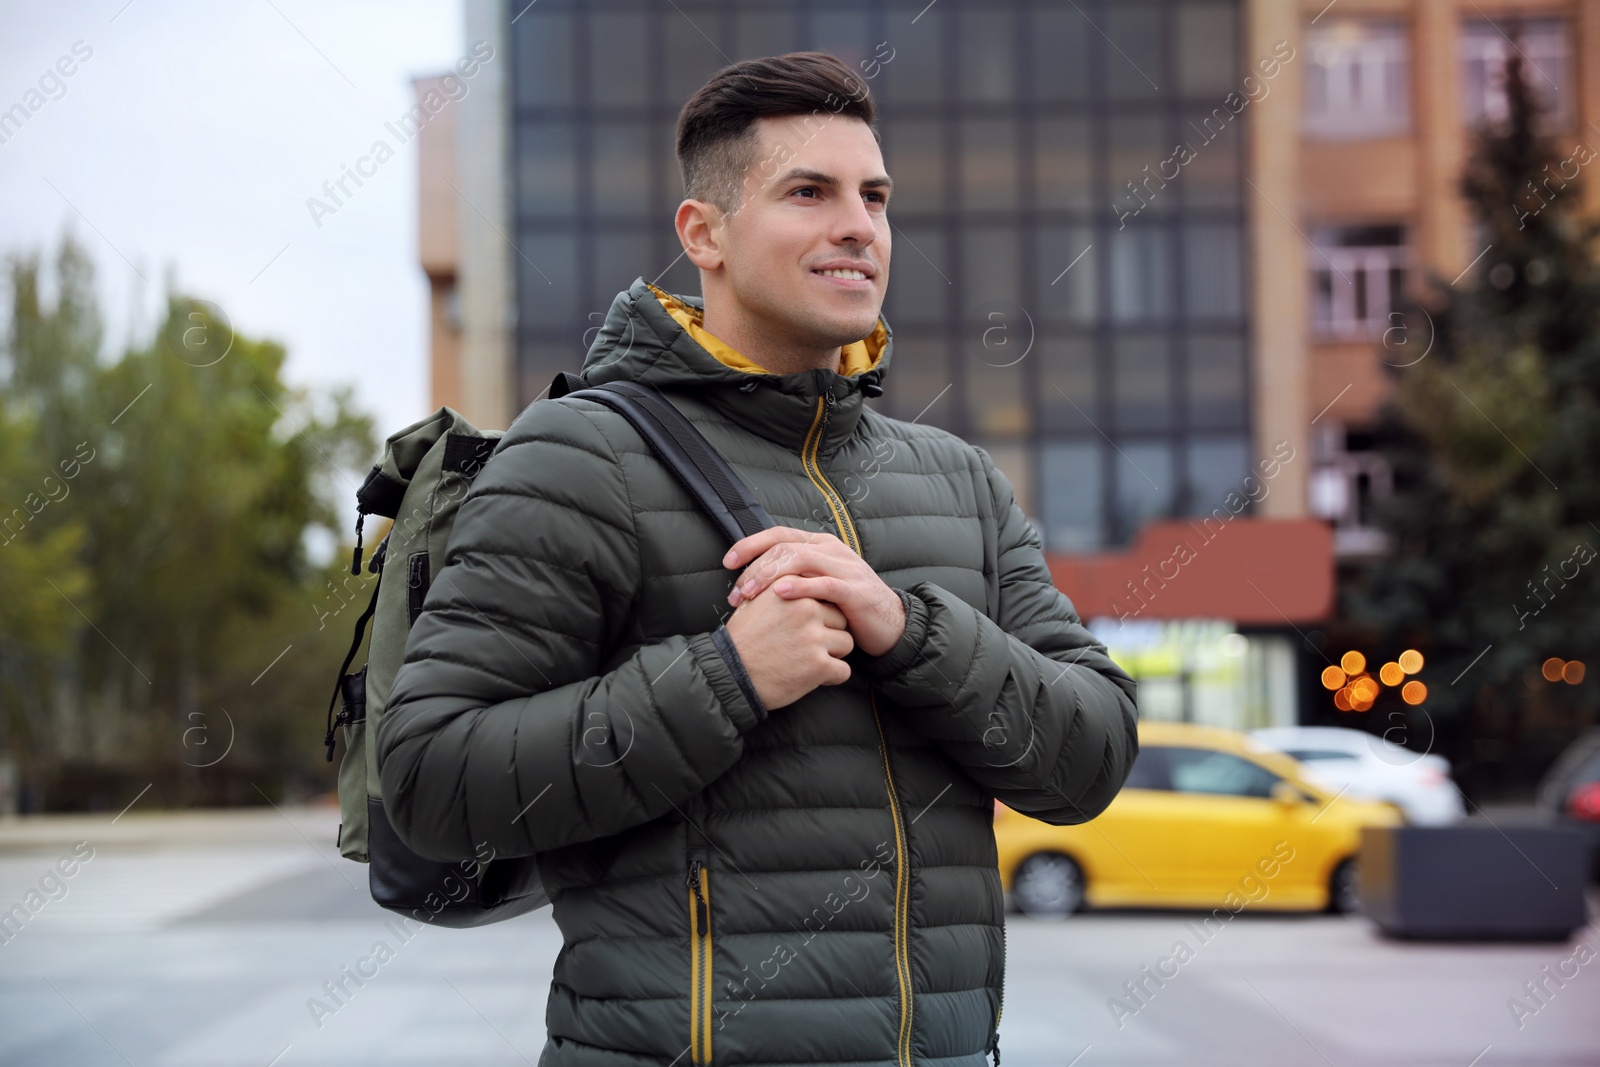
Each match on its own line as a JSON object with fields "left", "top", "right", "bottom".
{"left": 676, "top": 52, "right": 878, "bottom": 213}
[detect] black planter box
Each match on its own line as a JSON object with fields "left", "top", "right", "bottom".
{"left": 1360, "top": 825, "right": 1590, "bottom": 941}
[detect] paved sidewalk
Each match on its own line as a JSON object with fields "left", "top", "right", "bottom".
{"left": 1, "top": 807, "right": 1596, "bottom": 1066}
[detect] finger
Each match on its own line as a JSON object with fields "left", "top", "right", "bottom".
{"left": 772, "top": 574, "right": 854, "bottom": 608}
{"left": 819, "top": 601, "right": 850, "bottom": 630}
{"left": 822, "top": 626, "right": 855, "bottom": 658}
{"left": 731, "top": 546, "right": 850, "bottom": 605}
{"left": 723, "top": 525, "right": 837, "bottom": 570}
{"left": 819, "top": 657, "right": 853, "bottom": 686}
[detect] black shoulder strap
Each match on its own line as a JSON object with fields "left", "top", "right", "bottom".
{"left": 550, "top": 374, "right": 773, "bottom": 544}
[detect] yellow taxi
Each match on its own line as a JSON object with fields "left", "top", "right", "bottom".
{"left": 995, "top": 721, "right": 1402, "bottom": 916}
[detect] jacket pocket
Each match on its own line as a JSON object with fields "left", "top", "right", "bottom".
{"left": 687, "top": 853, "right": 713, "bottom": 1065}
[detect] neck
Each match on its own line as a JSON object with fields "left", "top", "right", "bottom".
{"left": 700, "top": 301, "right": 841, "bottom": 378}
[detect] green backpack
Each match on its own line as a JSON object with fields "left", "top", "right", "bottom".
{"left": 325, "top": 377, "right": 772, "bottom": 928}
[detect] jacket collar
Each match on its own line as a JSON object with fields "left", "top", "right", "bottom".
{"left": 578, "top": 277, "right": 892, "bottom": 456}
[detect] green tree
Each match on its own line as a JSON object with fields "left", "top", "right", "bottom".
{"left": 1351, "top": 54, "right": 1600, "bottom": 787}
{"left": 1, "top": 233, "right": 377, "bottom": 808}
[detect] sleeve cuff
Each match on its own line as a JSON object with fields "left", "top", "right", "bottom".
{"left": 707, "top": 625, "right": 769, "bottom": 726}
{"left": 865, "top": 586, "right": 931, "bottom": 680}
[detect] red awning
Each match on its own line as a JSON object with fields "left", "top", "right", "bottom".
{"left": 1046, "top": 518, "right": 1335, "bottom": 625}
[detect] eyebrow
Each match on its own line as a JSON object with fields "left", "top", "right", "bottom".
{"left": 774, "top": 167, "right": 894, "bottom": 194}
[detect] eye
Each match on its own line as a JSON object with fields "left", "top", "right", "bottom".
{"left": 864, "top": 191, "right": 887, "bottom": 205}
{"left": 790, "top": 185, "right": 820, "bottom": 199}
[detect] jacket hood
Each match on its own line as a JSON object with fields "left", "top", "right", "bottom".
{"left": 579, "top": 277, "right": 894, "bottom": 454}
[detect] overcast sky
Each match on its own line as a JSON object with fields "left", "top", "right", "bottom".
{"left": 0, "top": 0, "right": 465, "bottom": 445}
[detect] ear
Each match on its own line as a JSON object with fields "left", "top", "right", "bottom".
{"left": 676, "top": 198, "right": 726, "bottom": 271}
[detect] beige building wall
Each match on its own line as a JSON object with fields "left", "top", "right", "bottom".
{"left": 1288, "top": 0, "right": 1598, "bottom": 435}
{"left": 1247, "top": 0, "right": 1311, "bottom": 519}
{"left": 414, "top": 74, "right": 463, "bottom": 417}
{"left": 453, "top": 0, "right": 515, "bottom": 431}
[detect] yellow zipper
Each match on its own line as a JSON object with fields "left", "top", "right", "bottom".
{"left": 688, "top": 860, "right": 713, "bottom": 1065}
{"left": 800, "top": 393, "right": 913, "bottom": 1067}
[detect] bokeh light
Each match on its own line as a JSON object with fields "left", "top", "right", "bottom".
{"left": 1334, "top": 687, "right": 1353, "bottom": 712}
{"left": 1379, "top": 661, "right": 1405, "bottom": 686}
{"left": 1401, "top": 680, "right": 1427, "bottom": 705}
{"left": 1562, "top": 660, "right": 1585, "bottom": 685}
{"left": 1321, "top": 666, "right": 1347, "bottom": 690}
{"left": 1341, "top": 650, "right": 1367, "bottom": 675}
{"left": 1351, "top": 676, "right": 1379, "bottom": 702}
{"left": 1543, "top": 657, "right": 1566, "bottom": 682}
{"left": 1398, "top": 649, "right": 1424, "bottom": 674}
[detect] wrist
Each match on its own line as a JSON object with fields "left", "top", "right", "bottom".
{"left": 866, "top": 587, "right": 929, "bottom": 678}
{"left": 710, "top": 623, "right": 769, "bottom": 723}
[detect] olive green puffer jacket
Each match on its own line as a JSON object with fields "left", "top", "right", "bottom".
{"left": 377, "top": 277, "right": 1138, "bottom": 1067}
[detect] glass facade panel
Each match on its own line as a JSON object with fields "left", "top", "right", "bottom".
{"left": 962, "top": 224, "right": 1020, "bottom": 311}
{"left": 508, "top": 0, "right": 1251, "bottom": 554}
{"left": 1110, "top": 225, "right": 1173, "bottom": 322}
{"left": 664, "top": 13, "right": 726, "bottom": 103}
{"left": 885, "top": 225, "right": 950, "bottom": 326}
{"left": 1104, "top": 4, "right": 1165, "bottom": 101}
{"left": 591, "top": 229, "right": 653, "bottom": 310}
{"left": 515, "top": 12, "right": 574, "bottom": 106}
{"left": 590, "top": 12, "right": 649, "bottom": 106}
{"left": 1113, "top": 334, "right": 1172, "bottom": 431}
{"left": 959, "top": 9, "right": 1016, "bottom": 103}
{"left": 736, "top": 11, "right": 796, "bottom": 63}
{"left": 1185, "top": 435, "right": 1250, "bottom": 514}
{"left": 1040, "top": 335, "right": 1098, "bottom": 433}
{"left": 884, "top": 333, "right": 954, "bottom": 430}
{"left": 1113, "top": 441, "right": 1175, "bottom": 541}
{"left": 1177, "top": 4, "right": 1239, "bottom": 97}
{"left": 1036, "top": 225, "right": 1097, "bottom": 324}
{"left": 961, "top": 117, "right": 1019, "bottom": 212}
{"left": 592, "top": 121, "right": 651, "bottom": 218}
{"left": 880, "top": 8, "right": 944, "bottom": 104}
{"left": 970, "top": 360, "right": 1029, "bottom": 437}
{"left": 516, "top": 121, "right": 577, "bottom": 217}
{"left": 517, "top": 232, "right": 579, "bottom": 327}
{"left": 810, "top": 10, "right": 872, "bottom": 68}
{"left": 883, "top": 118, "right": 946, "bottom": 214}
{"left": 1042, "top": 441, "right": 1104, "bottom": 553}
{"left": 1032, "top": 9, "right": 1091, "bottom": 101}
{"left": 1036, "top": 118, "right": 1092, "bottom": 211}
{"left": 1183, "top": 222, "right": 1243, "bottom": 320}
{"left": 1187, "top": 335, "right": 1248, "bottom": 430}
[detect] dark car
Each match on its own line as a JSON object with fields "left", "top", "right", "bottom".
{"left": 1536, "top": 728, "right": 1600, "bottom": 881}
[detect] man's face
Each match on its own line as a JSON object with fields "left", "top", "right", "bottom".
{"left": 716, "top": 114, "right": 891, "bottom": 349}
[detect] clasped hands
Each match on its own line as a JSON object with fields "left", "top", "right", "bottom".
{"left": 719, "top": 526, "right": 906, "bottom": 710}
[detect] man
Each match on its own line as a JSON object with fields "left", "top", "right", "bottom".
{"left": 378, "top": 52, "right": 1137, "bottom": 1067}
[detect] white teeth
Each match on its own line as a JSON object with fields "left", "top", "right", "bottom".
{"left": 818, "top": 268, "right": 867, "bottom": 280}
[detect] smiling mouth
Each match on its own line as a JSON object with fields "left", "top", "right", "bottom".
{"left": 813, "top": 268, "right": 871, "bottom": 281}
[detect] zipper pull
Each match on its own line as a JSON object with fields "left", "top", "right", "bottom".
{"left": 351, "top": 510, "right": 366, "bottom": 576}
{"left": 687, "top": 859, "right": 709, "bottom": 931}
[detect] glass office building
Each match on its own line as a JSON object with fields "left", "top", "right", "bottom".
{"left": 508, "top": 0, "right": 1253, "bottom": 554}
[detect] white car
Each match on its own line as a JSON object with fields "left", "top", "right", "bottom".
{"left": 1250, "top": 725, "right": 1466, "bottom": 826}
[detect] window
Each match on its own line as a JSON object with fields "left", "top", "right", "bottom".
{"left": 1112, "top": 440, "right": 1175, "bottom": 542}
{"left": 1304, "top": 21, "right": 1410, "bottom": 139}
{"left": 1041, "top": 441, "right": 1103, "bottom": 553}
{"left": 1165, "top": 747, "right": 1282, "bottom": 798}
{"left": 1123, "top": 747, "right": 1169, "bottom": 790}
{"left": 1310, "top": 224, "right": 1407, "bottom": 340}
{"left": 1285, "top": 749, "right": 1360, "bottom": 763}
{"left": 1461, "top": 18, "right": 1572, "bottom": 129}
{"left": 1184, "top": 436, "right": 1249, "bottom": 514}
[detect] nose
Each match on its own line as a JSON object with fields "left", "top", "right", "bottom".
{"left": 832, "top": 194, "right": 878, "bottom": 251}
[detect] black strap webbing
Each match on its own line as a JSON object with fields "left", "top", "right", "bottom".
{"left": 324, "top": 571, "right": 381, "bottom": 761}
{"left": 558, "top": 378, "right": 774, "bottom": 545}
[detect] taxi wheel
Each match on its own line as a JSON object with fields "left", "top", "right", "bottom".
{"left": 1328, "top": 858, "right": 1361, "bottom": 915}
{"left": 1013, "top": 853, "right": 1084, "bottom": 918}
